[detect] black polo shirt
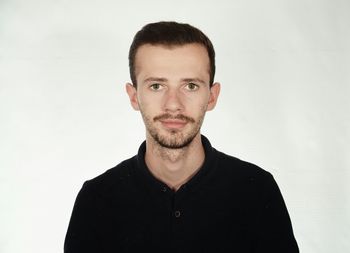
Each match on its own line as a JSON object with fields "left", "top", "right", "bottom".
{"left": 64, "top": 135, "right": 299, "bottom": 253}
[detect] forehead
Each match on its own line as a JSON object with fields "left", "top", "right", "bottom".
{"left": 134, "top": 43, "right": 210, "bottom": 82}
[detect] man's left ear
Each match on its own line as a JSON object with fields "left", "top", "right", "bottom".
{"left": 207, "top": 82, "right": 221, "bottom": 111}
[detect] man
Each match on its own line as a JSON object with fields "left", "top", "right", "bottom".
{"left": 64, "top": 21, "right": 299, "bottom": 252}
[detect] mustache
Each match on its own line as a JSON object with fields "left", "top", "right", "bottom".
{"left": 153, "top": 113, "right": 195, "bottom": 123}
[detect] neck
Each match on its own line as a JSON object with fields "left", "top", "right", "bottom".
{"left": 144, "top": 133, "right": 205, "bottom": 191}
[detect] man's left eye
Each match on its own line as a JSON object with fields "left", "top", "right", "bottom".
{"left": 185, "top": 83, "right": 199, "bottom": 91}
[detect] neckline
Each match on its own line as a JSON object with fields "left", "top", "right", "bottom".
{"left": 134, "top": 134, "right": 217, "bottom": 194}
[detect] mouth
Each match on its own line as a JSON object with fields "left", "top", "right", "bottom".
{"left": 159, "top": 119, "right": 188, "bottom": 129}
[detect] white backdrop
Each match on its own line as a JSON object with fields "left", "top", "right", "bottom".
{"left": 0, "top": 0, "right": 349, "bottom": 252}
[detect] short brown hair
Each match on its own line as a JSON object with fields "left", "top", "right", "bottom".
{"left": 128, "top": 21, "right": 216, "bottom": 87}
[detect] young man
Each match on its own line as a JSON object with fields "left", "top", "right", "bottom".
{"left": 64, "top": 21, "right": 299, "bottom": 252}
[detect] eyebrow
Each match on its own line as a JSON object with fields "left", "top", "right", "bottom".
{"left": 143, "top": 77, "right": 168, "bottom": 83}
{"left": 181, "top": 78, "right": 206, "bottom": 85}
{"left": 143, "top": 77, "right": 207, "bottom": 85}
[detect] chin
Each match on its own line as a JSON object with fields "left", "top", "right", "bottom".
{"left": 154, "top": 129, "right": 199, "bottom": 149}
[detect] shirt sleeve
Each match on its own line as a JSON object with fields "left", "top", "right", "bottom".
{"left": 64, "top": 181, "right": 103, "bottom": 253}
{"left": 253, "top": 173, "right": 299, "bottom": 253}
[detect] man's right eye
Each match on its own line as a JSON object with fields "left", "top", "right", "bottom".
{"left": 150, "top": 83, "right": 162, "bottom": 90}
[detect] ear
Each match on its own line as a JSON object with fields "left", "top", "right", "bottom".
{"left": 207, "top": 82, "right": 221, "bottom": 111}
{"left": 125, "top": 83, "right": 140, "bottom": 111}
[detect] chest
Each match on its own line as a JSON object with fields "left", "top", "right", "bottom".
{"left": 97, "top": 184, "right": 256, "bottom": 252}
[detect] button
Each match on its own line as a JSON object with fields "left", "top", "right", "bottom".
{"left": 161, "top": 186, "right": 167, "bottom": 192}
{"left": 174, "top": 210, "right": 181, "bottom": 218}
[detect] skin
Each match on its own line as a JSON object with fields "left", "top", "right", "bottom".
{"left": 126, "top": 43, "right": 220, "bottom": 191}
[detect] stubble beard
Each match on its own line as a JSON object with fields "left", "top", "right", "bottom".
{"left": 140, "top": 109, "right": 206, "bottom": 150}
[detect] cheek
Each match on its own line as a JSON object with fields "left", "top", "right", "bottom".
{"left": 185, "top": 94, "right": 209, "bottom": 110}
{"left": 140, "top": 92, "right": 168, "bottom": 109}
{"left": 138, "top": 96, "right": 161, "bottom": 114}
{"left": 138, "top": 90, "right": 161, "bottom": 102}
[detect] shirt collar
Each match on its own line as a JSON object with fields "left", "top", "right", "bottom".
{"left": 134, "top": 134, "right": 217, "bottom": 193}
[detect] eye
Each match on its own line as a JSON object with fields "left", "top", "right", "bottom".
{"left": 149, "top": 83, "right": 163, "bottom": 91}
{"left": 185, "top": 82, "right": 199, "bottom": 91}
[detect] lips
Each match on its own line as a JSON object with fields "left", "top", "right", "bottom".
{"left": 159, "top": 119, "right": 188, "bottom": 129}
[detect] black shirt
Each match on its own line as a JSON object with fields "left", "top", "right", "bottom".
{"left": 64, "top": 135, "right": 299, "bottom": 252}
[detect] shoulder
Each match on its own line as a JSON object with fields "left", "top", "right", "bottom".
{"left": 213, "top": 149, "right": 283, "bottom": 207}
{"left": 215, "top": 148, "right": 272, "bottom": 177}
{"left": 79, "top": 156, "right": 137, "bottom": 197}
{"left": 213, "top": 148, "right": 274, "bottom": 185}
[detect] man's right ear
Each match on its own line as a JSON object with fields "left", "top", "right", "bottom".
{"left": 125, "top": 83, "right": 140, "bottom": 111}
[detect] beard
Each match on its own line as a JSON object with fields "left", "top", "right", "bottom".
{"left": 140, "top": 109, "right": 206, "bottom": 149}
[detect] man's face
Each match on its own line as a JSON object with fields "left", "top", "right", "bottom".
{"left": 126, "top": 43, "right": 220, "bottom": 149}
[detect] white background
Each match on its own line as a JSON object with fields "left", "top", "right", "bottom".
{"left": 1, "top": 0, "right": 349, "bottom": 252}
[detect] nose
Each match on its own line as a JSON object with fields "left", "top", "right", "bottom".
{"left": 163, "top": 88, "right": 184, "bottom": 113}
